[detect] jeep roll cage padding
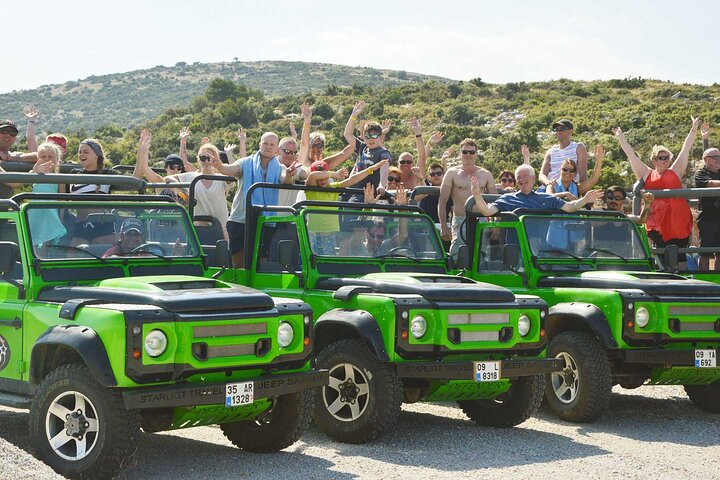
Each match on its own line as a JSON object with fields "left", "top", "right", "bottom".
{"left": 314, "top": 309, "right": 389, "bottom": 362}
{"left": 0, "top": 173, "right": 147, "bottom": 192}
{"left": 30, "top": 325, "right": 117, "bottom": 386}
{"left": 546, "top": 303, "right": 618, "bottom": 350}
{"left": 243, "top": 182, "right": 428, "bottom": 271}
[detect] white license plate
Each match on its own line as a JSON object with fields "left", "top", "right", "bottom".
{"left": 695, "top": 350, "right": 717, "bottom": 368}
{"left": 474, "top": 361, "right": 501, "bottom": 382}
{"left": 225, "top": 381, "right": 254, "bottom": 407}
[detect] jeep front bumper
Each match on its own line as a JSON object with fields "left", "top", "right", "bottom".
{"left": 395, "top": 358, "right": 563, "bottom": 380}
{"left": 622, "top": 348, "right": 720, "bottom": 365}
{"left": 121, "top": 370, "right": 329, "bottom": 409}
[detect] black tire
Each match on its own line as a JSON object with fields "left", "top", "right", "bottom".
{"left": 29, "top": 363, "right": 140, "bottom": 480}
{"left": 458, "top": 374, "right": 545, "bottom": 427}
{"left": 313, "top": 339, "right": 402, "bottom": 444}
{"left": 220, "top": 390, "right": 314, "bottom": 452}
{"left": 685, "top": 382, "right": 720, "bottom": 413}
{"left": 544, "top": 331, "right": 612, "bottom": 422}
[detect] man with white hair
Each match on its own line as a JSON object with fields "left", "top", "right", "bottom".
{"left": 694, "top": 147, "right": 720, "bottom": 270}
{"left": 212, "top": 131, "right": 297, "bottom": 267}
{"left": 471, "top": 164, "right": 602, "bottom": 216}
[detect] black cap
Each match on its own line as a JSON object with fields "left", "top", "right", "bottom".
{"left": 552, "top": 119, "right": 574, "bottom": 130}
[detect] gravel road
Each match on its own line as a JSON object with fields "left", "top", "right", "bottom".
{"left": 2, "top": 385, "right": 719, "bottom": 480}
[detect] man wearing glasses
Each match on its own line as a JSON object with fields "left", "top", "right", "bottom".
{"left": 695, "top": 148, "right": 720, "bottom": 270}
{"left": 0, "top": 119, "right": 37, "bottom": 163}
{"left": 438, "top": 138, "right": 496, "bottom": 259}
{"left": 539, "top": 119, "right": 588, "bottom": 189}
{"left": 343, "top": 101, "right": 392, "bottom": 202}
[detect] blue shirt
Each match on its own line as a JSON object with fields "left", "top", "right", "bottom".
{"left": 490, "top": 190, "right": 566, "bottom": 212}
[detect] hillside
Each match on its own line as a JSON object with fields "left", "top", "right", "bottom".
{"left": 0, "top": 60, "right": 451, "bottom": 133}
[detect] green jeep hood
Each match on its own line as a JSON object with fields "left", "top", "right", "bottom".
{"left": 537, "top": 271, "right": 720, "bottom": 296}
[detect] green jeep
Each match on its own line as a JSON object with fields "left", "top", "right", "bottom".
{"left": 215, "top": 183, "right": 562, "bottom": 444}
{"left": 0, "top": 175, "right": 326, "bottom": 479}
{"left": 462, "top": 202, "right": 720, "bottom": 422}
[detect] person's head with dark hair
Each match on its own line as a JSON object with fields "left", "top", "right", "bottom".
{"left": 363, "top": 122, "right": 383, "bottom": 149}
{"left": 604, "top": 185, "right": 627, "bottom": 212}
{"left": 427, "top": 162, "right": 445, "bottom": 187}
{"left": 164, "top": 154, "right": 185, "bottom": 174}
{"left": 78, "top": 138, "right": 106, "bottom": 172}
{"left": 497, "top": 170, "right": 516, "bottom": 190}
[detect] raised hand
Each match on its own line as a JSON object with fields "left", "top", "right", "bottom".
{"left": 701, "top": 122, "right": 711, "bottom": 140}
{"left": 301, "top": 102, "right": 312, "bottom": 123}
{"left": 594, "top": 145, "right": 605, "bottom": 163}
{"left": 642, "top": 192, "right": 655, "bottom": 204}
{"left": 179, "top": 127, "right": 191, "bottom": 143}
{"left": 691, "top": 116, "right": 702, "bottom": 131}
{"left": 352, "top": 101, "right": 365, "bottom": 117}
{"left": 201, "top": 136, "right": 210, "bottom": 145}
{"left": 23, "top": 105, "right": 40, "bottom": 121}
{"left": 408, "top": 117, "right": 422, "bottom": 136}
{"left": 611, "top": 127, "right": 625, "bottom": 138}
{"left": 428, "top": 131, "right": 444, "bottom": 145}
{"left": 395, "top": 184, "right": 407, "bottom": 205}
{"left": 289, "top": 122, "right": 298, "bottom": 140}
{"left": 364, "top": 183, "right": 380, "bottom": 203}
{"left": 334, "top": 167, "right": 349, "bottom": 180}
{"left": 470, "top": 175, "right": 480, "bottom": 198}
{"left": 224, "top": 144, "right": 237, "bottom": 153}
{"left": 138, "top": 129, "right": 152, "bottom": 155}
{"left": 381, "top": 119, "right": 392, "bottom": 134}
{"left": 237, "top": 127, "right": 247, "bottom": 143}
{"left": 583, "top": 189, "right": 604, "bottom": 205}
{"left": 521, "top": 144, "right": 531, "bottom": 164}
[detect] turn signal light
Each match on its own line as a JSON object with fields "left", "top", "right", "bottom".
{"left": 627, "top": 321, "right": 634, "bottom": 328}
{"left": 304, "top": 337, "right": 310, "bottom": 347}
{"left": 401, "top": 330, "right": 409, "bottom": 340}
{"left": 132, "top": 348, "right": 141, "bottom": 359}
{"left": 540, "top": 328, "right": 546, "bottom": 337}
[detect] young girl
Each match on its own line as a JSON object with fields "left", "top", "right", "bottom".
{"left": 28, "top": 142, "right": 67, "bottom": 248}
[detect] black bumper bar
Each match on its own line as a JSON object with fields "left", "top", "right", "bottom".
{"left": 395, "top": 358, "right": 563, "bottom": 380}
{"left": 122, "top": 370, "right": 329, "bottom": 409}
{"left": 622, "top": 348, "right": 720, "bottom": 365}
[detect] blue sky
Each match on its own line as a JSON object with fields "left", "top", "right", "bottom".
{"left": 3, "top": 0, "right": 717, "bottom": 94}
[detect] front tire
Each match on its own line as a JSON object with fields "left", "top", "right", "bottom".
{"left": 685, "top": 382, "right": 720, "bottom": 413}
{"left": 220, "top": 390, "right": 314, "bottom": 452}
{"left": 458, "top": 374, "right": 545, "bottom": 427}
{"left": 313, "top": 339, "right": 402, "bottom": 444}
{"left": 544, "top": 331, "right": 612, "bottom": 422}
{"left": 29, "top": 364, "right": 139, "bottom": 480}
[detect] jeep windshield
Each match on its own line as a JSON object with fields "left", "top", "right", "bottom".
{"left": 522, "top": 216, "right": 649, "bottom": 262}
{"left": 303, "top": 209, "right": 444, "bottom": 261}
{"left": 25, "top": 203, "right": 202, "bottom": 260}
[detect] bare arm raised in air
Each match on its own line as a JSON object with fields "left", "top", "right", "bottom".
{"left": 612, "top": 127, "right": 650, "bottom": 181}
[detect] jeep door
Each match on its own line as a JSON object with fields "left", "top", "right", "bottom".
{"left": 0, "top": 218, "right": 25, "bottom": 382}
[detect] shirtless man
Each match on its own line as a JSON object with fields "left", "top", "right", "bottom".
{"left": 438, "top": 138, "right": 496, "bottom": 258}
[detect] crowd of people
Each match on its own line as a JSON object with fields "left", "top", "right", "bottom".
{"left": 1, "top": 103, "right": 718, "bottom": 268}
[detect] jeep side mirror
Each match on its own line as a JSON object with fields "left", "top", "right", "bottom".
{"left": 503, "top": 244, "right": 519, "bottom": 270}
{"left": 0, "top": 241, "right": 18, "bottom": 275}
{"left": 277, "top": 240, "right": 294, "bottom": 271}
{"left": 456, "top": 245, "right": 470, "bottom": 270}
{"left": 214, "top": 240, "right": 231, "bottom": 268}
{"left": 663, "top": 244, "right": 679, "bottom": 271}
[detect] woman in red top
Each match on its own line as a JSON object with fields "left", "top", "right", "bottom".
{"left": 613, "top": 117, "right": 701, "bottom": 268}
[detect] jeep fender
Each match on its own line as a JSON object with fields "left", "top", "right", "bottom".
{"left": 546, "top": 303, "right": 618, "bottom": 349}
{"left": 30, "top": 325, "right": 117, "bottom": 386}
{"left": 314, "top": 309, "right": 389, "bottom": 362}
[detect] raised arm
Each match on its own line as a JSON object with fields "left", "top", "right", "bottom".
{"left": 561, "top": 189, "right": 603, "bottom": 212}
{"left": 179, "top": 127, "right": 197, "bottom": 173}
{"left": 344, "top": 101, "right": 365, "bottom": 145}
{"left": 324, "top": 143, "right": 354, "bottom": 170}
{"left": 438, "top": 170, "right": 454, "bottom": 239}
{"left": 538, "top": 150, "right": 553, "bottom": 186}
{"left": 305, "top": 167, "right": 348, "bottom": 187}
{"left": 576, "top": 143, "right": 589, "bottom": 181}
{"left": 521, "top": 144, "right": 531, "bottom": 165}
{"left": 298, "top": 102, "right": 312, "bottom": 167}
{"left": 224, "top": 143, "right": 237, "bottom": 164}
{"left": 612, "top": 127, "right": 650, "bottom": 180}
{"left": 425, "top": 131, "right": 444, "bottom": 166}
{"left": 337, "top": 160, "right": 387, "bottom": 188}
{"left": 24, "top": 105, "right": 40, "bottom": 152}
{"left": 671, "top": 116, "right": 701, "bottom": 177}
{"left": 237, "top": 128, "right": 248, "bottom": 158}
{"left": 210, "top": 156, "right": 241, "bottom": 177}
{"left": 578, "top": 145, "right": 604, "bottom": 194}
{"left": 409, "top": 117, "right": 427, "bottom": 175}
{"left": 702, "top": 122, "right": 710, "bottom": 151}
{"left": 471, "top": 176, "right": 499, "bottom": 216}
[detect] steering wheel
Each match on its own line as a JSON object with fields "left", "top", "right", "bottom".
{"left": 130, "top": 243, "right": 167, "bottom": 256}
{"left": 385, "top": 245, "right": 416, "bottom": 256}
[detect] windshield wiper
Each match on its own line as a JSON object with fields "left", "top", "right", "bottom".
{"left": 538, "top": 249, "right": 582, "bottom": 261}
{"left": 43, "top": 244, "right": 108, "bottom": 263}
{"left": 586, "top": 248, "right": 629, "bottom": 262}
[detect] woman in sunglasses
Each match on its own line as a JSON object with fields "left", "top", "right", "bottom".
{"left": 546, "top": 146, "right": 604, "bottom": 201}
{"left": 495, "top": 170, "right": 517, "bottom": 192}
{"left": 613, "top": 117, "right": 701, "bottom": 267}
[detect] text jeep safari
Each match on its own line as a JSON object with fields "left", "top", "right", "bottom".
{"left": 0, "top": 174, "right": 326, "bottom": 479}
{"left": 214, "top": 183, "right": 562, "bottom": 444}
{"left": 462, "top": 201, "right": 720, "bottom": 422}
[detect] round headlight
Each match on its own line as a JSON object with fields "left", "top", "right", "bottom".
{"left": 410, "top": 316, "right": 427, "bottom": 339}
{"left": 144, "top": 330, "right": 167, "bottom": 358}
{"left": 518, "top": 315, "right": 531, "bottom": 337}
{"left": 635, "top": 306, "right": 650, "bottom": 328}
{"left": 278, "top": 322, "right": 294, "bottom": 348}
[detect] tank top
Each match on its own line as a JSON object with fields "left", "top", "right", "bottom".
{"left": 548, "top": 142, "right": 580, "bottom": 182}
{"left": 644, "top": 169, "right": 692, "bottom": 241}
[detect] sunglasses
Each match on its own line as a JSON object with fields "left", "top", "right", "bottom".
{"left": 387, "top": 176, "right": 401, "bottom": 182}
{"left": 311, "top": 142, "right": 324, "bottom": 149}
{"left": 553, "top": 127, "right": 571, "bottom": 132}
{"left": 561, "top": 167, "right": 576, "bottom": 173}
{"left": 606, "top": 193, "right": 626, "bottom": 201}
{"left": 399, "top": 160, "right": 413, "bottom": 165}
{"left": 364, "top": 132, "right": 382, "bottom": 139}
{"left": 500, "top": 177, "right": 515, "bottom": 184}
{"left": 368, "top": 233, "right": 385, "bottom": 240}
{"left": 429, "top": 171, "right": 443, "bottom": 177}
{"left": 281, "top": 148, "right": 298, "bottom": 156}
{"left": 655, "top": 155, "right": 671, "bottom": 161}
{"left": 166, "top": 165, "right": 183, "bottom": 171}
{"left": 706, "top": 155, "right": 720, "bottom": 161}
{"left": 461, "top": 150, "right": 477, "bottom": 155}
{"left": 0, "top": 130, "right": 18, "bottom": 137}
{"left": 198, "top": 154, "right": 212, "bottom": 162}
